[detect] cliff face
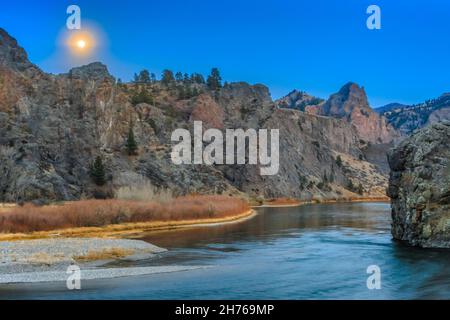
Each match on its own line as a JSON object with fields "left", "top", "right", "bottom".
{"left": 247, "top": 109, "right": 388, "bottom": 199}
{"left": 276, "top": 83, "right": 401, "bottom": 144}
{"left": 0, "top": 28, "right": 389, "bottom": 203}
{"left": 388, "top": 122, "right": 450, "bottom": 248}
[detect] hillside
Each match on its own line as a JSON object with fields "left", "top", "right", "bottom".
{"left": 0, "top": 28, "right": 390, "bottom": 203}
{"left": 378, "top": 93, "right": 450, "bottom": 135}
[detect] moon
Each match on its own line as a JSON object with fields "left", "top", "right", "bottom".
{"left": 76, "top": 40, "right": 86, "bottom": 49}
{"left": 66, "top": 31, "right": 95, "bottom": 55}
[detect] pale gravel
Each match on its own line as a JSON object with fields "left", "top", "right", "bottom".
{"left": 0, "top": 238, "right": 176, "bottom": 280}
{"left": 0, "top": 265, "right": 205, "bottom": 284}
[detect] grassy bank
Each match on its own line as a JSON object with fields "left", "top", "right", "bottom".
{"left": 0, "top": 195, "right": 251, "bottom": 240}
{"left": 257, "top": 196, "right": 390, "bottom": 208}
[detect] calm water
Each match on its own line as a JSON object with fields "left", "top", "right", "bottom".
{"left": 2, "top": 203, "right": 450, "bottom": 299}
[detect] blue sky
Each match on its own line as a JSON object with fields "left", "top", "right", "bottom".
{"left": 1, "top": 0, "right": 449, "bottom": 106}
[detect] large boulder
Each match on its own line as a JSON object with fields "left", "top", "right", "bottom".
{"left": 388, "top": 121, "right": 450, "bottom": 248}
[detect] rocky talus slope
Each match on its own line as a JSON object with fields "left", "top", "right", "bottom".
{"left": 0, "top": 28, "right": 390, "bottom": 203}
{"left": 388, "top": 121, "right": 450, "bottom": 248}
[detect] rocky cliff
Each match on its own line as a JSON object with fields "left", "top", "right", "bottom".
{"left": 318, "top": 83, "right": 400, "bottom": 144}
{"left": 0, "top": 28, "right": 390, "bottom": 203}
{"left": 277, "top": 83, "right": 401, "bottom": 144}
{"left": 388, "top": 122, "right": 450, "bottom": 248}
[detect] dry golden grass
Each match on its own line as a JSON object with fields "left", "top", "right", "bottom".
{"left": 0, "top": 209, "right": 254, "bottom": 241}
{"left": 0, "top": 195, "right": 250, "bottom": 236}
{"left": 0, "top": 203, "right": 16, "bottom": 213}
{"left": 264, "top": 198, "right": 302, "bottom": 206}
{"left": 74, "top": 248, "right": 134, "bottom": 262}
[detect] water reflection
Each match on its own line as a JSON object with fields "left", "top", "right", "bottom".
{"left": 142, "top": 203, "right": 388, "bottom": 250}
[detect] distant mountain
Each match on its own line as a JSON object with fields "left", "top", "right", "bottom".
{"left": 379, "top": 93, "right": 450, "bottom": 135}
{"left": 375, "top": 103, "right": 410, "bottom": 114}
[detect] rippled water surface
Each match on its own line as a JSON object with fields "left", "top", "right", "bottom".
{"left": 2, "top": 203, "right": 450, "bottom": 299}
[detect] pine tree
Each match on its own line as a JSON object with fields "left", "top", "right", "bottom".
{"left": 138, "top": 69, "right": 151, "bottom": 83}
{"left": 126, "top": 122, "right": 138, "bottom": 155}
{"left": 183, "top": 73, "right": 191, "bottom": 84}
{"left": 336, "top": 155, "right": 343, "bottom": 167}
{"left": 207, "top": 68, "right": 222, "bottom": 90}
{"left": 161, "top": 69, "right": 175, "bottom": 86}
{"left": 131, "top": 87, "right": 153, "bottom": 105}
{"left": 175, "top": 72, "right": 183, "bottom": 82}
{"left": 357, "top": 183, "right": 364, "bottom": 195}
{"left": 191, "top": 73, "right": 205, "bottom": 84}
{"left": 91, "top": 156, "right": 106, "bottom": 186}
{"left": 323, "top": 171, "right": 328, "bottom": 184}
{"left": 347, "top": 179, "right": 355, "bottom": 192}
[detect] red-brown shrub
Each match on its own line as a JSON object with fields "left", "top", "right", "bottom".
{"left": 0, "top": 196, "right": 249, "bottom": 234}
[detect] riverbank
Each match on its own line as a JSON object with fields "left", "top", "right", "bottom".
{"left": 0, "top": 238, "right": 165, "bottom": 273}
{"left": 256, "top": 196, "right": 390, "bottom": 208}
{"left": 0, "top": 209, "right": 254, "bottom": 284}
{"left": 0, "top": 237, "right": 199, "bottom": 284}
{"left": 0, "top": 209, "right": 255, "bottom": 241}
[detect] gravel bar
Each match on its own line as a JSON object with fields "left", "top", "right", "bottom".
{"left": 0, "top": 238, "right": 167, "bottom": 275}
{"left": 0, "top": 265, "right": 205, "bottom": 284}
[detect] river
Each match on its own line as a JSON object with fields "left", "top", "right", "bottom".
{"left": 2, "top": 202, "right": 450, "bottom": 299}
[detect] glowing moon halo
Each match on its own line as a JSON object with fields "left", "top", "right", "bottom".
{"left": 66, "top": 31, "right": 95, "bottom": 55}
{"left": 77, "top": 40, "right": 86, "bottom": 49}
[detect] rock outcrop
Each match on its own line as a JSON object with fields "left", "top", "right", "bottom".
{"left": 318, "top": 82, "right": 400, "bottom": 144}
{"left": 388, "top": 121, "right": 450, "bottom": 248}
{"left": 276, "top": 83, "right": 401, "bottom": 145}
{"left": 276, "top": 90, "right": 324, "bottom": 114}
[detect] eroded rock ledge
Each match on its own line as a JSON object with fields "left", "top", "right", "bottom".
{"left": 388, "top": 121, "right": 450, "bottom": 248}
